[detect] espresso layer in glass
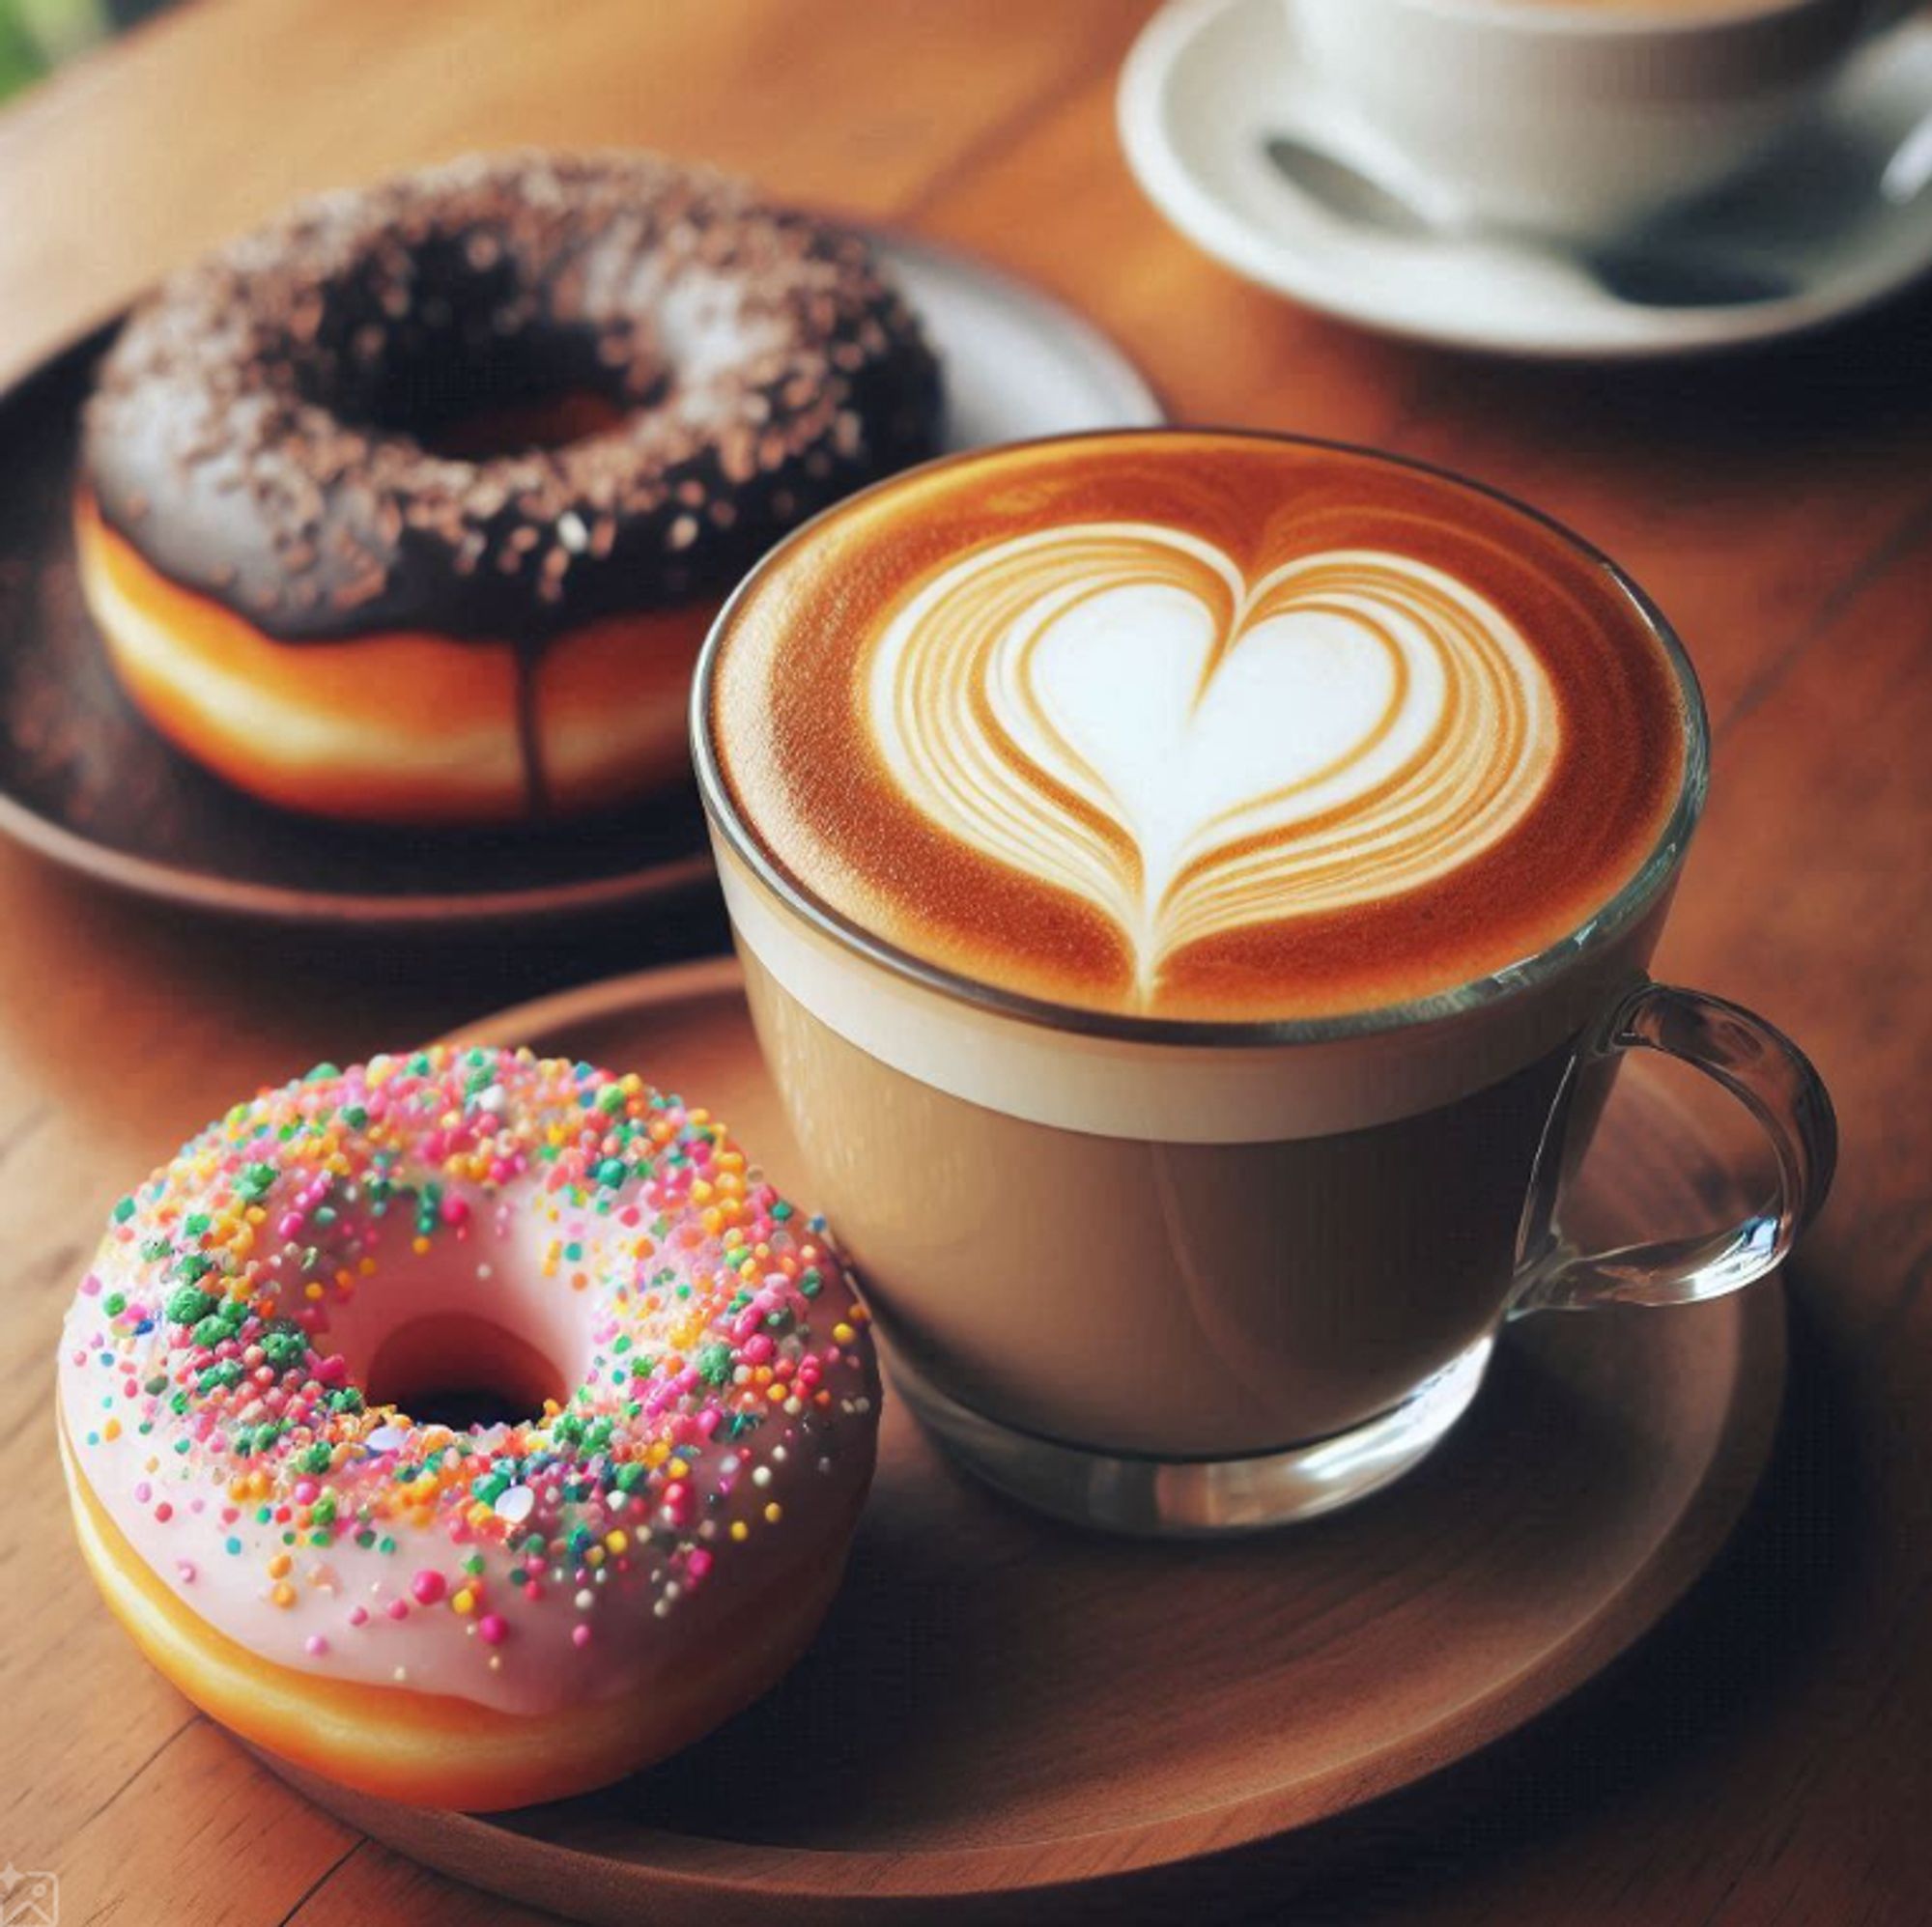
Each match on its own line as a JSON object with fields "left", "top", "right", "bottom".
{"left": 708, "top": 431, "right": 1687, "bottom": 1023}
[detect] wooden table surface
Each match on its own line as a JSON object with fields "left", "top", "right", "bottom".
{"left": 1, "top": 3, "right": 1928, "bottom": 1921}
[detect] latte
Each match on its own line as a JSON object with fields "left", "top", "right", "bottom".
{"left": 689, "top": 432, "right": 1841, "bottom": 1534}
{"left": 706, "top": 433, "right": 1686, "bottom": 1023}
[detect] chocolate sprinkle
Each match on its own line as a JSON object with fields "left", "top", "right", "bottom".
{"left": 81, "top": 151, "right": 945, "bottom": 645}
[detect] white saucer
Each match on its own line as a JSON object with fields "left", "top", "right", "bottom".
{"left": 1119, "top": 0, "right": 1932, "bottom": 358}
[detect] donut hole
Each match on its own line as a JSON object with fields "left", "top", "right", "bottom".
{"left": 362, "top": 1312, "right": 569, "bottom": 1431}
{"left": 415, "top": 388, "right": 631, "bottom": 461}
{"left": 299, "top": 228, "right": 669, "bottom": 459}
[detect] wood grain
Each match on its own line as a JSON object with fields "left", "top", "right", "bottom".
{"left": 0, "top": 0, "right": 1926, "bottom": 1922}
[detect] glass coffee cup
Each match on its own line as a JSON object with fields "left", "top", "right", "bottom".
{"left": 692, "top": 429, "right": 1835, "bottom": 1535}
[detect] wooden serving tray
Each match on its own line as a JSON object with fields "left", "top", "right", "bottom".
{"left": 264, "top": 955, "right": 1784, "bottom": 1922}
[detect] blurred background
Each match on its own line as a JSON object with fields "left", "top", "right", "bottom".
{"left": 0, "top": 0, "right": 161, "bottom": 99}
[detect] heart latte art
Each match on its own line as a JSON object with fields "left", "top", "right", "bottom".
{"left": 866, "top": 524, "right": 1560, "bottom": 1001}
{"left": 704, "top": 431, "right": 1688, "bottom": 1022}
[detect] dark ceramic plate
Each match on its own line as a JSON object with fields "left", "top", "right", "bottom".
{"left": 0, "top": 235, "right": 1160, "bottom": 931}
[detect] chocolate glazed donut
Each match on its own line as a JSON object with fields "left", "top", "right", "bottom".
{"left": 76, "top": 151, "right": 944, "bottom": 825}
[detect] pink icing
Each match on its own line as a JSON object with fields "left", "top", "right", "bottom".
{"left": 58, "top": 1046, "right": 878, "bottom": 1719}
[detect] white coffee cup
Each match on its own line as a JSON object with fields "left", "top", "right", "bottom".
{"left": 1291, "top": 0, "right": 1918, "bottom": 238}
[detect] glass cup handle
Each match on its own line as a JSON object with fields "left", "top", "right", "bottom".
{"left": 1512, "top": 981, "right": 1837, "bottom": 1316}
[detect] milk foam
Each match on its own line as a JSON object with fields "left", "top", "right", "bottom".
{"left": 703, "top": 431, "right": 1693, "bottom": 1027}
{"left": 867, "top": 524, "right": 1560, "bottom": 1005}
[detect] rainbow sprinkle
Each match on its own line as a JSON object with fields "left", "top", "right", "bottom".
{"left": 61, "top": 1046, "right": 876, "bottom": 1689}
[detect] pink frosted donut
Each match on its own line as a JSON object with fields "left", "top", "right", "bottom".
{"left": 56, "top": 1045, "right": 879, "bottom": 1810}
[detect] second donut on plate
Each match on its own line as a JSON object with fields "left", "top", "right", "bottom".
{"left": 76, "top": 151, "right": 944, "bottom": 825}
